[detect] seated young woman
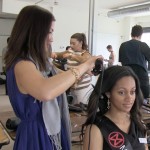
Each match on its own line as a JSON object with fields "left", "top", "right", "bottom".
{"left": 82, "top": 65, "right": 148, "bottom": 150}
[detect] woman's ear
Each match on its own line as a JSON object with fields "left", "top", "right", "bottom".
{"left": 105, "top": 92, "right": 110, "bottom": 98}
{"left": 79, "top": 41, "right": 83, "bottom": 48}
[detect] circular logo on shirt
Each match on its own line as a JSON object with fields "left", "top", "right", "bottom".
{"left": 108, "top": 132, "right": 124, "bottom": 148}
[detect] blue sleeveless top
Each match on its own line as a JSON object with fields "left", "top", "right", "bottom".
{"left": 6, "top": 61, "right": 69, "bottom": 150}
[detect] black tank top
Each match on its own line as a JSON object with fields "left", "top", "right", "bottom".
{"left": 94, "top": 115, "right": 145, "bottom": 150}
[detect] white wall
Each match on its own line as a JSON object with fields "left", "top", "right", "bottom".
{"left": 93, "top": 11, "right": 150, "bottom": 65}
{"left": 0, "top": 1, "right": 89, "bottom": 71}
{"left": 0, "top": 19, "right": 15, "bottom": 72}
{"left": 93, "top": 9, "right": 125, "bottom": 64}
{"left": 52, "top": 4, "right": 89, "bottom": 52}
{"left": 135, "top": 15, "right": 150, "bottom": 27}
{"left": 2, "top": 0, "right": 51, "bottom": 14}
{"left": 0, "top": 0, "right": 150, "bottom": 73}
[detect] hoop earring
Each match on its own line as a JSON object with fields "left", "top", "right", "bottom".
{"left": 107, "top": 98, "right": 111, "bottom": 109}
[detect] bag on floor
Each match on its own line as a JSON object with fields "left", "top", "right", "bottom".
{"left": 6, "top": 117, "right": 21, "bottom": 131}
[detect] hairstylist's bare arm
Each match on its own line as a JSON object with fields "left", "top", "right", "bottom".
{"left": 50, "top": 51, "right": 67, "bottom": 59}
{"left": 15, "top": 60, "right": 77, "bottom": 101}
{"left": 71, "top": 52, "right": 91, "bottom": 63}
{"left": 15, "top": 56, "right": 102, "bottom": 101}
{"left": 83, "top": 125, "right": 103, "bottom": 150}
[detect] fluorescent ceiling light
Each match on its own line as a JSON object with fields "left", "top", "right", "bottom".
{"left": 107, "top": 3, "right": 150, "bottom": 18}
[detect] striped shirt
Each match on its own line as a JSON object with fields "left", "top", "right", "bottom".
{"left": 67, "top": 50, "right": 92, "bottom": 90}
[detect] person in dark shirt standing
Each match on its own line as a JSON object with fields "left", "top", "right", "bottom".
{"left": 119, "top": 25, "right": 150, "bottom": 100}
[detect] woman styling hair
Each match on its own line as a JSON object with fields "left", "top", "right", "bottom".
{"left": 52, "top": 33, "right": 92, "bottom": 105}
{"left": 5, "top": 5, "right": 103, "bottom": 150}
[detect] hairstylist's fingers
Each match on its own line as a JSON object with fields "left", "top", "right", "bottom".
{"left": 87, "top": 70, "right": 94, "bottom": 76}
{"left": 97, "top": 55, "right": 104, "bottom": 60}
{"left": 88, "top": 55, "right": 103, "bottom": 74}
{"left": 51, "top": 52, "right": 57, "bottom": 59}
{"left": 87, "top": 55, "right": 103, "bottom": 68}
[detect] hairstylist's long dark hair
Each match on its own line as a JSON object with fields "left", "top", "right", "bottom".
{"left": 5, "top": 5, "right": 55, "bottom": 71}
{"left": 82, "top": 65, "right": 146, "bottom": 138}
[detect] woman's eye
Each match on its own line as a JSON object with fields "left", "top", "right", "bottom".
{"left": 118, "top": 91, "right": 125, "bottom": 95}
{"left": 131, "top": 91, "right": 136, "bottom": 95}
{"left": 48, "top": 31, "right": 53, "bottom": 34}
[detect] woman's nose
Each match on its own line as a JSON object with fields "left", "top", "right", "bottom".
{"left": 125, "top": 93, "right": 133, "bottom": 101}
{"left": 50, "top": 36, "right": 53, "bottom": 42}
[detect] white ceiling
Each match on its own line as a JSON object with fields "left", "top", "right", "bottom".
{"left": 18, "top": 0, "right": 150, "bottom": 9}
{"left": 1, "top": 0, "right": 150, "bottom": 19}
{"left": 98, "top": 0, "right": 150, "bottom": 9}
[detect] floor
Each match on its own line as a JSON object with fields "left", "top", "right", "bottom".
{"left": 0, "top": 84, "right": 82, "bottom": 150}
{"left": 0, "top": 85, "right": 14, "bottom": 150}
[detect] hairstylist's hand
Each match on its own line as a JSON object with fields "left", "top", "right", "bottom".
{"left": 63, "top": 52, "right": 71, "bottom": 59}
{"left": 51, "top": 52, "right": 57, "bottom": 59}
{"left": 85, "top": 55, "right": 104, "bottom": 75}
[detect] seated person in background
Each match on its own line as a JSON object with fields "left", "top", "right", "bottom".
{"left": 82, "top": 65, "right": 148, "bottom": 150}
{"left": 51, "top": 33, "right": 93, "bottom": 105}
{"left": 104, "top": 45, "right": 115, "bottom": 67}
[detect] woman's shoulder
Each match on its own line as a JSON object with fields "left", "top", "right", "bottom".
{"left": 81, "top": 50, "right": 91, "bottom": 58}
{"left": 94, "top": 115, "right": 106, "bottom": 127}
{"left": 82, "top": 50, "right": 90, "bottom": 54}
{"left": 85, "top": 124, "right": 103, "bottom": 142}
{"left": 13, "top": 59, "right": 37, "bottom": 74}
{"left": 83, "top": 124, "right": 103, "bottom": 150}
{"left": 15, "top": 59, "right": 35, "bottom": 67}
{"left": 7, "top": 59, "right": 34, "bottom": 70}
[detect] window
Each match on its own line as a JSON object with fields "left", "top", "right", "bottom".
{"left": 141, "top": 27, "right": 150, "bottom": 71}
